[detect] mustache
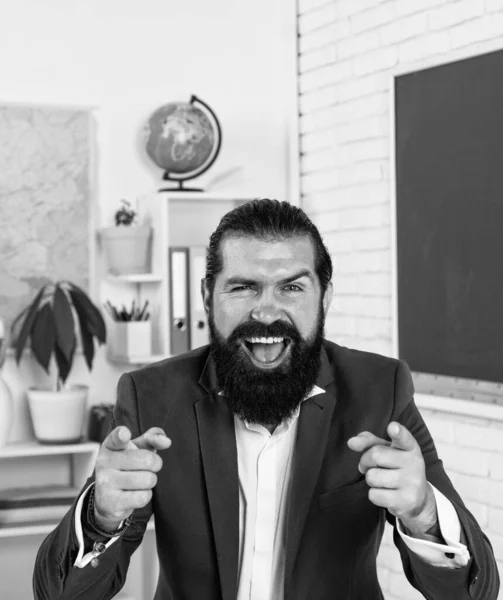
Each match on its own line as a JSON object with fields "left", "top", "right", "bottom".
{"left": 228, "top": 320, "right": 301, "bottom": 343}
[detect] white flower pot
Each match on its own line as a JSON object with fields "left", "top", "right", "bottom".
{"left": 27, "top": 385, "right": 89, "bottom": 444}
{"left": 101, "top": 225, "right": 152, "bottom": 275}
{"left": 108, "top": 321, "right": 152, "bottom": 360}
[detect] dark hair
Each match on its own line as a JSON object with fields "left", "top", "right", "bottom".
{"left": 205, "top": 198, "right": 332, "bottom": 297}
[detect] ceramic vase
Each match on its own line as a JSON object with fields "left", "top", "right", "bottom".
{"left": 27, "top": 385, "right": 88, "bottom": 444}
{"left": 100, "top": 225, "right": 152, "bottom": 275}
{"left": 0, "top": 374, "right": 14, "bottom": 448}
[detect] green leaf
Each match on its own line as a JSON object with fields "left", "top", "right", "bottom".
{"left": 30, "top": 304, "right": 55, "bottom": 373}
{"left": 69, "top": 289, "right": 95, "bottom": 370}
{"left": 55, "top": 337, "right": 76, "bottom": 384}
{"left": 53, "top": 285, "right": 75, "bottom": 363}
{"left": 13, "top": 286, "right": 47, "bottom": 364}
{"left": 68, "top": 283, "right": 106, "bottom": 344}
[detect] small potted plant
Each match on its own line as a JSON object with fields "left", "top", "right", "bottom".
{"left": 104, "top": 299, "right": 152, "bottom": 361}
{"left": 100, "top": 199, "right": 152, "bottom": 275}
{"left": 11, "top": 281, "right": 107, "bottom": 444}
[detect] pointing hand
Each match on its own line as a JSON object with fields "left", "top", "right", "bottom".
{"left": 93, "top": 426, "right": 171, "bottom": 531}
{"left": 347, "top": 422, "right": 437, "bottom": 533}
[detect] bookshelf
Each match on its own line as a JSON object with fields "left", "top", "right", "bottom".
{"left": 105, "top": 191, "right": 254, "bottom": 366}
{"left": 0, "top": 440, "right": 100, "bottom": 596}
{"left": 0, "top": 439, "right": 156, "bottom": 599}
{"left": 0, "top": 440, "right": 100, "bottom": 533}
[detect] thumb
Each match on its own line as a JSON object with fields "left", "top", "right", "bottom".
{"left": 388, "top": 422, "right": 417, "bottom": 451}
{"left": 103, "top": 426, "right": 132, "bottom": 451}
{"left": 132, "top": 427, "right": 172, "bottom": 451}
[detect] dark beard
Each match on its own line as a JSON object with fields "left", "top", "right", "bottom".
{"left": 208, "top": 300, "right": 325, "bottom": 427}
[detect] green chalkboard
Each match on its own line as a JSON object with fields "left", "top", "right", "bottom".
{"left": 395, "top": 49, "right": 503, "bottom": 396}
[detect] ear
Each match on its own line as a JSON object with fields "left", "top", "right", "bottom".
{"left": 201, "top": 278, "right": 211, "bottom": 318}
{"left": 322, "top": 281, "right": 333, "bottom": 317}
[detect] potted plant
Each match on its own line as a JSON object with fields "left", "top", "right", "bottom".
{"left": 11, "top": 281, "right": 106, "bottom": 444}
{"left": 100, "top": 199, "right": 152, "bottom": 275}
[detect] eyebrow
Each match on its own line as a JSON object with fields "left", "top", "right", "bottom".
{"left": 223, "top": 269, "right": 315, "bottom": 287}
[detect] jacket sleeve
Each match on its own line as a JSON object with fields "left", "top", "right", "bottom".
{"left": 33, "top": 373, "right": 153, "bottom": 600}
{"left": 387, "top": 359, "right": 500, "bottom": 600}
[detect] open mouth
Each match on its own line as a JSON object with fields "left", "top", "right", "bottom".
{"left": 240, "top": 336, "right": 292, "bottom": 369}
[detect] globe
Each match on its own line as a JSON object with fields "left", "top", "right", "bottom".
{"left": 144, "top": 95, "right": 222, "bottom": 191}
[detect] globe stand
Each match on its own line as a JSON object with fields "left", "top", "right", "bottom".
{"left": 159, "top": 176, "right": 204, "bottom": 193}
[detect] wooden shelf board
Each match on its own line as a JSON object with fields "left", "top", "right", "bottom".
{"left": 0, "top": 440, "right": 99, "bottom": 459}
{"left": 158, "top": 191, "right": 253, "bottom": 203}
{"left": 107, "top": 274, "right": 163, "bottom": 284}
{"left": 0, "top": 517, "right": 154, "bottom": 538}
{"left": 107, "top": 354, "right": 167, "bottom": 365}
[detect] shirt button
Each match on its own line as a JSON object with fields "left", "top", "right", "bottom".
{"left": 91, "top": 558, "right": 100, "bottom": 568}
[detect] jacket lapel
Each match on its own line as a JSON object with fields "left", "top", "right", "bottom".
{"left": 196, "top": 346, "right": 338, "bottom": 598}
{"left": 284, "top": 347, "right": 337, "bottom": 591}
{"left": 196, "top": 356, "right": 239, "bottom": 600}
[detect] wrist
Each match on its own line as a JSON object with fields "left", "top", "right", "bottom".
{"left": 400, "top": 486, "right": 443, "bottom": 542}
{"left": 86, "top": 485, "right": 132, "bottom": 539}
{"left": 93, "top": 504, "right": 123, "bottom": 533}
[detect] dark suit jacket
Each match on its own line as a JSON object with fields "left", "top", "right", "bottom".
{"left": 33, "top": 340, "right": 499, "bottom": 600}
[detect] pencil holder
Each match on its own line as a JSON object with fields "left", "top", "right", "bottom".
{"left": 108, "top": 321, "right": 152, "bottom": 360}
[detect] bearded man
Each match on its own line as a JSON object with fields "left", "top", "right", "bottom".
{"left": 34, "top": 199, "right": 499, "bottom": 600}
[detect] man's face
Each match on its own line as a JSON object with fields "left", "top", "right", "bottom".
{"left": 203, "top": 235, "right": 333, "bottom": 426}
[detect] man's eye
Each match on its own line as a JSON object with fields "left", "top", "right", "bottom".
{"left": 231, "top": 286, "right": 251, "bottom": 292}
{"left": 284, "top": 284, "right": 301, "bottom": 292}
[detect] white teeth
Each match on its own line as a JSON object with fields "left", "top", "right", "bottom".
{"left": 245, "top": 336, "right": 284, "bottom": 344}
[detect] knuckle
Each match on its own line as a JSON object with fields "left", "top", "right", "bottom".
{"left": 370, "top": 446, "right": 381, "bottom": 463}
{"left": 95, "top": 454, "right": 108, "bottom": 470}
{"left": 151, "top": 455, "right": 163, "bottom": 473}
{"left": 137, "top": 490, "right": 153, "bottom": 507}
{"left": 95, "top": 470, "right": 110, "bottom": 488}
{"left": 368, "top": 488, "right": 379, "bottom": 503}
{"left": 365, "top": 468, "right": 376, "bottom": 486}
{"left": 143, "top": 452, "right": 157, "bottom": 471}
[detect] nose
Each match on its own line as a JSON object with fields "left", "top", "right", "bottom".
{"left": 250, "top": 295, "right": 284, "bottom": 325}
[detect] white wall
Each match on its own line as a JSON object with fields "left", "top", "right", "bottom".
{"left": 297, "top": 1, "right": 503, "bottom": 599}
{"left": 0, "top": 0, "right": 297, "bottom": 441}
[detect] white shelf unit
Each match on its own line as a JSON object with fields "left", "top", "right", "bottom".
{"left": 0, "top": 440, "right": 99, "bottom": 459}
{"left": 0, "top": 517, "right": 155, "bottom": 540}
{"left": 104, "top": 192, "right": 253, "bottom": 366}
{"left": 0, "top": 440, "right": 100, "bottom": 538}
{"left": 131, "top": 191, "right": 253, "bottom": 364}
{"left": 0, "top": 440, "right": 156, "bottom": 600}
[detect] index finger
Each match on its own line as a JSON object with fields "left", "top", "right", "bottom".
{"left": 132, "top": 427, "right": 172, "bottom": 452}
{"left": 387, "top": 422, "right": 418, "bottom": 452}
{"left": 114, "top": 447, "right": 164, "bottom": 472}
{"left": 347, "top": 431, "right": 391, "bottom": 454}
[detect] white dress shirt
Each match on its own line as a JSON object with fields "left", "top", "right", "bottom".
{"left": 75, "top": 384, "right": 470, "bottom": 598}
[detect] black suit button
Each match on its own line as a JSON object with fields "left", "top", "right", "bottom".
{"left": 91, "top": 558, "right": 100, "bottom": 568}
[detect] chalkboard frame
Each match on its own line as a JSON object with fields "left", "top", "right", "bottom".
{"left": 390, "top": 48, "right": 503, "bottom": 406}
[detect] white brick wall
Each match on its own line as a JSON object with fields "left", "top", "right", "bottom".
{"left": 298, "top": 1, "right": 503, "bottom": 598}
